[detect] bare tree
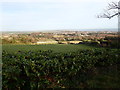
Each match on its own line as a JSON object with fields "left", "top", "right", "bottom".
{"left": 98, "top": 1, "right": 120, "bottom": 35}
{"left": 97, "top": 1, "right": 120, "bottom": 19}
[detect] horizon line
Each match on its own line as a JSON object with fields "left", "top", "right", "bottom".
{"left": 1, "top": 28, "right": 118, "bottom": 32}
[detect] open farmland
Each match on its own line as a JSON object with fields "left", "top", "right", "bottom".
{"left": 2, "top": 31, "right": 119, "bottom": 89}
{"left": 2, "top": 44, "right": 100, "bottom": 53}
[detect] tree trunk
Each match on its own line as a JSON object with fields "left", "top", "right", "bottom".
{"left": 118, "top": 1, "right": 120, "bottom": 32}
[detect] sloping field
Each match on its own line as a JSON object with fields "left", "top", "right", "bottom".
{"left": 2, "top": 44, "right": 99, "bottom": 53}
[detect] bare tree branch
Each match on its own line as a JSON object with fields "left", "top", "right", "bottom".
{"left": 109, "top": 12, "right": 119, "bottom": 19}
{"left": 107, "top": 2, "right": 119, "bottom": 10}
{"left": 98, "top": 12, "right": 120, "bottom": 19}
{"left": 98, "top": 1, "right": 120, "bottom": 19}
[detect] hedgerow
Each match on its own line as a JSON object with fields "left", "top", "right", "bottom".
{"left": 2, "top": 48, "right": 120, "bottom": 89}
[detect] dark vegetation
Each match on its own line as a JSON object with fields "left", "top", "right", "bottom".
{"left": 79, "top": 36, "right": 120, "bottom": 49}
{"left": 2, "top": 48, "right": 120, "bottom": 89}
{"left": 104, "top": 36, "right": 120, "bottom": 48}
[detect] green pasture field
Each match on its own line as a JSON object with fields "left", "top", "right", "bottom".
{"left": 2, "top": 44, "right": 100, "bottom": 53}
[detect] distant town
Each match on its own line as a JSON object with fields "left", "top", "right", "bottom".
{"left": 1, "top": 30, "right": 119, "bottom": 47}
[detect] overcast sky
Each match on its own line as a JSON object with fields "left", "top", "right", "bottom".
{"left": 0, "top": 0, "right": 118, "bottom": 31}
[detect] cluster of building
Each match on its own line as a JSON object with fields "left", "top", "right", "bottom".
{"left": 1, "top": 31, "right": 118, "bottom": 45}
